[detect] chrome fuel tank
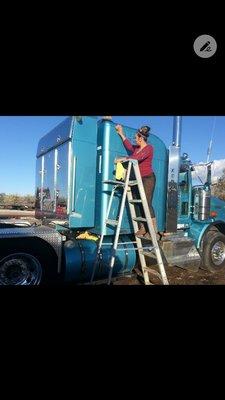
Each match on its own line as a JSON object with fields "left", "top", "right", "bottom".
{"left": 193, "top": 186, "right": 211, "bottom": 221}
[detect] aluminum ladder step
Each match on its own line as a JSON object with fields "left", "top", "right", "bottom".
{"left": 128, "top": 180, "right": 138, "bottom": 186}
{"left": 104, "top": 180, "right": 125, "bottom": 186}
{"left": 128, "top": 199, "right": 142, "bottom": 204}
{"left": 141, "top": 250, "right": 157, "bottom": 258}
{"left": 142, "top": 267, "right": 163, "bottom": 281}
{"left": 132, "top": 217, "right": 147, "bottom": 223}
{"left": 116, "top": 246, "right": 155, "bottom": 252}
{"left": 103, "top": 180, "right": 138, "bottom": 187}
{"left": 106, "top": 219, "right": 119, "bottom": 226}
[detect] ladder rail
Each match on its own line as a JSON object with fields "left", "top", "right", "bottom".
{"left": 90, "top": 185, "right": 118, "bottom": 283}
{"left": 90, "top": 159, "right": 169, "bottom": 286}
{"left": 108, "top": 161, "right": 132, "bottom": 284}
{"left": 126, "top": 187, "right": 151, "bottom": 285}
{"left": 133, "top": 162, "right": 169, "bottom": 285}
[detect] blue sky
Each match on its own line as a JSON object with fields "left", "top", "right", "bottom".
{"left": 0, "top": 116, "right": 224, "bottom": 195}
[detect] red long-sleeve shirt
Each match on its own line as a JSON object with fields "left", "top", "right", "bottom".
{"left": 123, "top": 138, "right": 154, "bottom": 177}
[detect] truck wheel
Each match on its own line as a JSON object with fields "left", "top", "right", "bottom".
{"left": 0, "top": 253, "right": 42, "bottom": 285}
{"left": 202, "top": 231, "right": 225, "bottom": 273}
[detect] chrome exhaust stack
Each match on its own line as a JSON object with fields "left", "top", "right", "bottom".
{"left": 172, "top": 116, "right": 182, "bottom": 147}
{"left": 166, "top": 116, "right": 183, "bottom": 232}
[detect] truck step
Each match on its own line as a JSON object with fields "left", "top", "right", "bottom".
{"left": 166, "top": 254, "right": 201, "bottom": 269}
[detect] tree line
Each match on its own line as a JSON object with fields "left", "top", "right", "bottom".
{"left": 0, "top": 169, "right": 225, "bottom": 210}
{"left": 211, "top": 168, "right": 225, "bottom": 201}
{"left": 0, "top": 193, "right": 35, "bottom": 209}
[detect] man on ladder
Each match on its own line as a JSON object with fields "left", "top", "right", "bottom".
{"left": 90, "top": 123, "right": 169, "bottom": 286}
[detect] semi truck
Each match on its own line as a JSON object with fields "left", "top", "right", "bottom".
{"left": 0, "top": 116, "right": 225, "bottom": 285}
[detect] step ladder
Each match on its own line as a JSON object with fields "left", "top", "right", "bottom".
{"left": 90, "top": 159, "right": 169, "bottom": 285}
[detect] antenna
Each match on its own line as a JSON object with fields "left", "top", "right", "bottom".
{"left": 206, "top": 116, "right": 216, "bottom": 163}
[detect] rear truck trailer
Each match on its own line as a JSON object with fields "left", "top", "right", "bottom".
{"left": 1, "top": 116, "right": 225, "bottom": 285}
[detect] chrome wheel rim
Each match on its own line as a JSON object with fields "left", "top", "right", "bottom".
{"left": 211, "top": 241, "right": 225, "bottom": 266}
{"left": 0, "top": 253, "right": 42, "bottom": 285}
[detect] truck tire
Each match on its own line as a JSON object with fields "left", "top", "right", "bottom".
{"left": 0, "top": 237, "right": 60, "bottom": 285}
{"left": 0, "top": 253, "right": 43, "bottom": 285}
{"left": 201, "top": 231, "right": 225, "bottom": 273}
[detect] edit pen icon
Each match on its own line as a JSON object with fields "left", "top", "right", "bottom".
{"left": 200, "top": 41, "right": 211, "bottom": 52}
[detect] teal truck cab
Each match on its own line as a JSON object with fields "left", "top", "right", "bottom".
{"left": 0, "top": 116, "right": 225, "bottom": 285}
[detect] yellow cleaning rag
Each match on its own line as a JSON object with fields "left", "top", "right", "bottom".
{"left": 115, "top": 162, "right": 126, "bottom": 181}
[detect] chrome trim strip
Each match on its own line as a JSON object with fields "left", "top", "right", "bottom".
{"left": 54, "top": 149, "right": 58, "bottom": 212}
{"left": 40, "top": 156, "right": 44, "bottom": 211}
{"left": 67, "top": 141, "right": 72, "bottom": 214}
{"left": 72, "top": 156, "right": 76, "bottom": 212}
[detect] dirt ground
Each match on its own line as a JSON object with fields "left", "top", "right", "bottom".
{"left": 113, "top": 265, "right": 225, "bottom": 285}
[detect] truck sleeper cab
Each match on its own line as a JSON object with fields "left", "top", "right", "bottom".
{"left": 1, "top": 116, "right": 225, "bottom": 285}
